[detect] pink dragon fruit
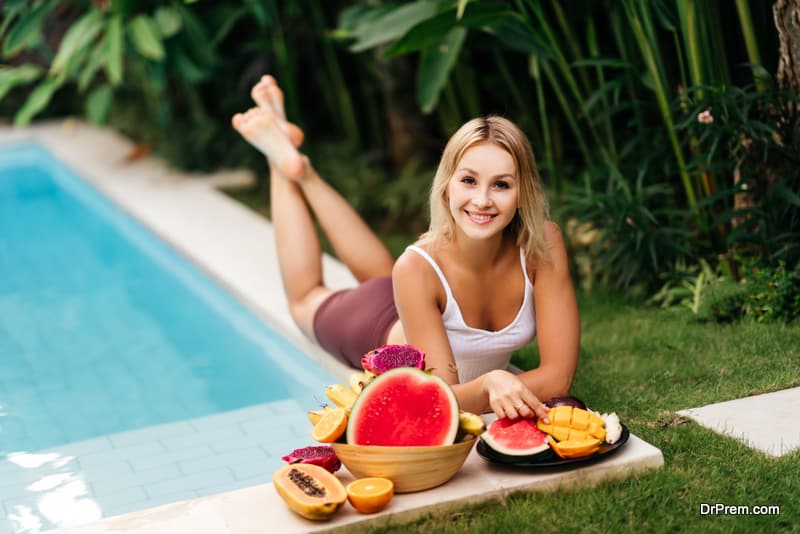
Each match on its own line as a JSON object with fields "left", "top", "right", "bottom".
{"left": 281, "top": 445, "right": 341, "bottom": 473}
{"left": 361, "top": 344, "right": 425, "bottom": 375}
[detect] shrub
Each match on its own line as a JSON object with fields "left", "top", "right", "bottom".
{"left": 699, "top": 261, "right": 800, "bottom": 323}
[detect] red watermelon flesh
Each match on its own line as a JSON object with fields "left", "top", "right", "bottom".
{"left": 346, "top": 367, "right": 459, "bottom": 446}
{"left": 481, "top": 417, "right": 550, "bottom": 456}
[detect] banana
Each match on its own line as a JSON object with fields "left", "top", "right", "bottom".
{"left": 307, "top": 405, "right": 336, "bottom": 425}
{"left": 458, "top": 411, "right": 486, "bottom": 436}
{"left": 325, "top": 384, "right": 357, "bottom": 413}
{"left": 348, "top": 372, "right": 373, "bottom": 395}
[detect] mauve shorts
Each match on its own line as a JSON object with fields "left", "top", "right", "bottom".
{"left": 312, "top": 276, "right": 399, "bottom": 368}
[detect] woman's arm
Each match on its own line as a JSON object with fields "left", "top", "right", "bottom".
{"left": 517, "top": 221, "right": 580, "bottom": 400}
{"left": 392, "top": 250, "right": 460, "bottom": 383}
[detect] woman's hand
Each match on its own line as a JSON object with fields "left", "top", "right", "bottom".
{"left": 481, "top": 369, "right": 550, "bottom": 422}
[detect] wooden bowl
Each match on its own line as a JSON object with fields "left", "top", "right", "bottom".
{"left": 331, "top": 436, "right": 476, "bottom": 493}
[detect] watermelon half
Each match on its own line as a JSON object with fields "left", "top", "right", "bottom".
{"left": 480, "top": 417, "right": 550, "bottom": 456}
{"left": 346, "top": 367, "right": 459, "bottom": 446}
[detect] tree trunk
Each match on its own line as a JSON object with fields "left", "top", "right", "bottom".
{"left": 774, "top": 0, "right": 800, "bottom": 94}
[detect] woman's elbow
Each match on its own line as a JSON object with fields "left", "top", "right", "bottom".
{"left": 542, "top": 366, "right": 576, "bottom": 399}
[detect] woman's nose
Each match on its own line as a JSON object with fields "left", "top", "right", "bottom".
{"left": 472, "top": 187, "right": 492, "bottom": 208}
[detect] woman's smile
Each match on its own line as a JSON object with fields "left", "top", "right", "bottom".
{"left": 465, "top": 210, "right": 498, "bottom": 224}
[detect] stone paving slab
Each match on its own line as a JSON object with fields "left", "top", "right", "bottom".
{"left": 47, "top": 434, "right": 663, "bottom": 534}
{"left": 678, "top": 387, "right": 800, "bottom": 457}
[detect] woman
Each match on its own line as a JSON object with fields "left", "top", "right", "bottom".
{"left": 232, "top": 75, "right": 579, "bottom": 422}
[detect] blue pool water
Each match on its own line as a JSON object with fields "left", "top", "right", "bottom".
{"left": 0, "top": 143, "right": 334, "bottom": 456}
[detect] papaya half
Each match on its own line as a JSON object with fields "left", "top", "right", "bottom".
{"left": 273, "top": 463, "right": 347, "bottom": 520}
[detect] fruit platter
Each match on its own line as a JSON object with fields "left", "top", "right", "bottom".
{"left": 272, "top": 345, "right": 486, "bottom": 521}
{"left": 476, "top": 396, "right": 629, "bottom": 468}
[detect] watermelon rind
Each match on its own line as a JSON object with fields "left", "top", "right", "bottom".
{"left": 346, "top": 367, "right": 459, "bottom": 446}
{"left": 480, "top": 417, "right": 550, "bottom": 456}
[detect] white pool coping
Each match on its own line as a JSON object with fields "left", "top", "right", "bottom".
{"left": 679, "top": 387, "right": 800, "bottom": 457}
{"left": 1, "top": 120, "right": 664, "bottom": 533}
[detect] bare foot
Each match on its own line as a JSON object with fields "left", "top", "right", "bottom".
{"left": 232, "top": 107, "right": 305, "bottom": 179}
{"left": 251, "top": 75, "right": 304, "bottom": 148}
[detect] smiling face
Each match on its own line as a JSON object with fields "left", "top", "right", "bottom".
{"left": 446, "top": 142, "right": 518, "bottom": 242}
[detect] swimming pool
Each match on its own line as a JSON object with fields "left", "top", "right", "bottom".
{"left": 0, "top": 143, "right": 334, "bottom": 532}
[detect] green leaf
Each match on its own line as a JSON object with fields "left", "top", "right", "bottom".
{"left": 456, "top": 2, "right": 514, "bottom": 29}
{"left": 349, "top": 1, "right": 438, "bottom": 53}
{"left": 176, "top": 5, "right": 215, "bottom": 66}
{"left": 385, "top": 4, "right": 510, "bottom": 57}
{"left": 572, "top": 57, "right": 631, "bottom": 69}
{"left": 417, "top": 26, "right": 466, "bottom": 114}
{"left": 480, "top": 12, "right": 547, "bottom": 56}
{"left": 456, "top": 0, "right": 469, "bottom": 20}
{"left": 155, "top": 6, "right": 182, "bottom": 38}
{"left": 337, "top": 4, "right": 384, "bottom": 33}
{"left": 128, "top": 14, "right": 165, "bottom": 61}
{"left": 384, "top": 10, "right": 457, "bottom": 57}
{"left": 172, "top": 45, "right": 208, "bottom": 83}
{"left": 105, "top": 15, "right": 124, "bottom": 85}
{"left": 14, "top": 77, "right": 61, "bottom": 125}
{"left": 0, "top": 2, "right": 26, "bottom": 40}
{"left": 0, "top": 64, "right": 42, "bottom": 101}
{"left": 77, "top": 39, "right": 108, "bottom": 93}
{"left": 211, "top": 6, "right": 248, "bottom": 45}
{"left": 86, "top": 83, "right": 113, "bottom": 124}
{"left": 243, "top": 0, "right": 272, "bottom": 29}
{"left": 3, "top": 2, "right": 55, "bottom": 58}
{"left": 50, "top": 10, "right": 104, "bottom": 75}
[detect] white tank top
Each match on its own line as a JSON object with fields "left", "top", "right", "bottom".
{"left": 405, "top": 245, "right": 536, "bottom": 383}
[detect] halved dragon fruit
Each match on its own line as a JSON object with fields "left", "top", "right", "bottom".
{"left": 281, "top": 445, "right": 341, "bottom": 473}
{"left": 361, "top": 344, "right": 425, "bottom": 375}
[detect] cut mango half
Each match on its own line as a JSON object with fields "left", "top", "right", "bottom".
{"left": 547, "top": 436, "right": 601, "bottom": 459}
{"left": 537, "top": 406, "right": 606, "bottom": 443}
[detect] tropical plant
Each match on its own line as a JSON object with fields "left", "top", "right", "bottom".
{"left": 337, "top": 0, "right": 797, "bottom": 291}
{"left": 0, "top": 1, "right": 384, "bottom": 170}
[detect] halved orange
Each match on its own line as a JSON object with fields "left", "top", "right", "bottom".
{"left": 346, "top": 477, "right": 394, "bottom": 514}
{"left": 311, "top": 406, "right": 347, "bottom": 443}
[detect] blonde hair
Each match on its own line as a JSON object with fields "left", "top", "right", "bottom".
{"left": 419, "top": 116, "right": 550, "bottom": 264}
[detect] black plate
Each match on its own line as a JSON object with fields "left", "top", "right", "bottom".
{"left": 476, "top": 424, "right": 630, "bottom": 468}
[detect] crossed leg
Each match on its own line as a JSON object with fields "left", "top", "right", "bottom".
{"left": 232, "top": 76, "right": 396, "bottom": 342}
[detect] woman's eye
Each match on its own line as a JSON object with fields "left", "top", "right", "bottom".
{"left": 460, "top": 176, "right": 475, "bottom": 184}
{"left": 495, "top": 181, "right": 510, "bottom": 189}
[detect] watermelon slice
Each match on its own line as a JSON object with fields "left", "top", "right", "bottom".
{"left": 346, "top": 368, "right": 459, "bottom": 446}
{"left": 480, "top": 417, "right": 550, "bottom": 456}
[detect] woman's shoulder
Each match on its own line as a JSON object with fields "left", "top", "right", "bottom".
{"left": 525, "top": 221, "right": 567, "bottom": 276}
{"left": 393, "top": 243, "right": 448, "bottom": 307}
{"left": 394, "top": 241, "right": 439, "bottom": 277}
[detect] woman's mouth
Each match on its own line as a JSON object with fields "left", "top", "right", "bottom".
{"left": 465, "top": 211, "right": 497, "bottom": 225}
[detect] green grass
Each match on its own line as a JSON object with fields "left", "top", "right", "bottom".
{"left": 350, "top": 292, "right": 800, "bottom": 533}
